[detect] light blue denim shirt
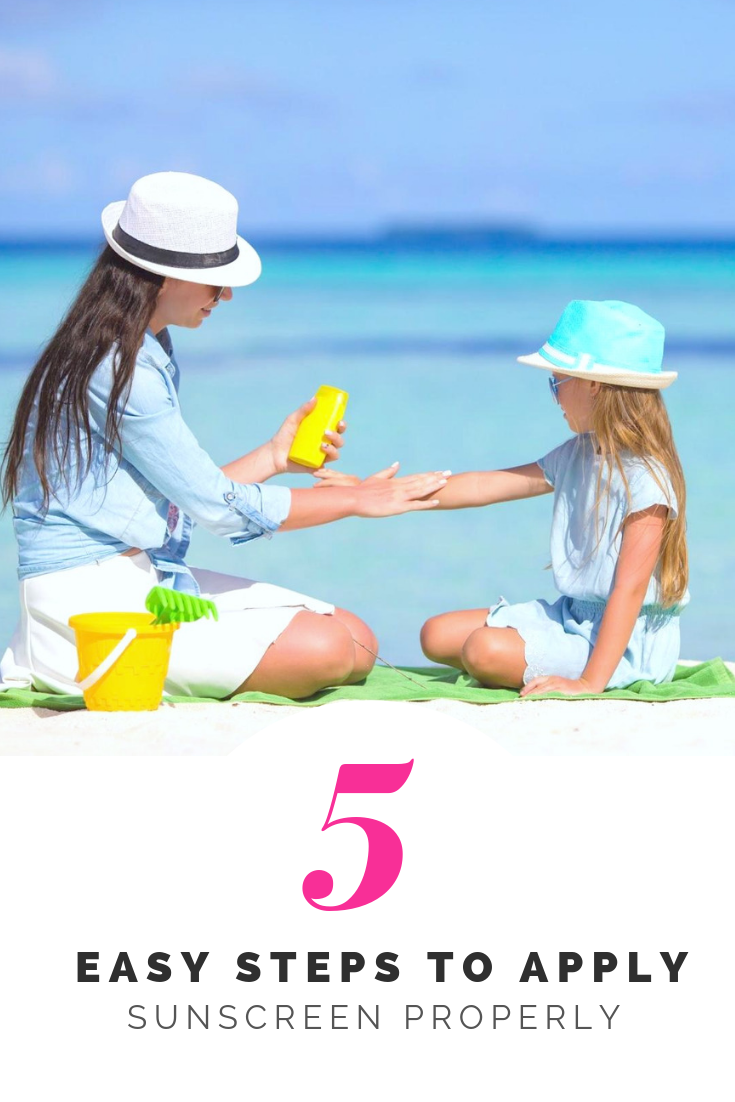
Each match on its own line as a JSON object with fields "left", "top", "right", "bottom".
{"left": 13, "top": 328, "right": 291, "bottom": 593}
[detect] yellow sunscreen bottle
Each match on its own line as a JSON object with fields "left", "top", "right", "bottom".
{"left": 288, "top": 385, "right": 349, "bottom": 469}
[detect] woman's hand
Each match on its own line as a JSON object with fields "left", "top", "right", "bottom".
{"left": 352, "top": 471, "right": 448, "bottom": 517}
{"left": 314, "top": 462, "right": 453, "bottom": 489}
{"left": 312, "top": 469, "right": 362, "bottom": 487}
{"left": 269, "top": 397, "right": 347, "bottom": 475}
{"left": 312, "top": 462, "right": 403, "bottom": 488}
{"left": 520, "top": 675, "right": 601, "bottom": 698}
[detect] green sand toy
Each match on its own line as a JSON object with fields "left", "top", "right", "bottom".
{"left": 145, "top": 586, "right": 219, "bottom": 626}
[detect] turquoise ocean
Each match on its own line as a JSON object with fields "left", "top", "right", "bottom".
{"left": 1, "top": 241, "right": 733, "bottom": 666}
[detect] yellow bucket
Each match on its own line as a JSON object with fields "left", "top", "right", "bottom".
{"left": 68, "top": 612, "right": 179, "bottom": 711}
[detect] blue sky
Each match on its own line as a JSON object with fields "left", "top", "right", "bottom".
{"left": 2, "top": 0, "right": 735, "bottom": 236}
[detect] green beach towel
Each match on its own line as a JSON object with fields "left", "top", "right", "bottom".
{"left": 0, "top": 659, "right": 733, "bottom": 712}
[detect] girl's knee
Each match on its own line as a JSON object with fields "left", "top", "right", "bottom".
{"left": 420, "top": 615, "right": 447, "bottom": 661}
{"left": 462, "top": 626, "right": 523, "bottom": 684}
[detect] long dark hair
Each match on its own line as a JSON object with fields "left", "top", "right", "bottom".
{"left": 1, "top": 245, "right": 163, "bottom": 508}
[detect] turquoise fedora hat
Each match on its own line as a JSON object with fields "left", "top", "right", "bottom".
{"left": 517, "top": 300, "right": 677, "bottom": 389}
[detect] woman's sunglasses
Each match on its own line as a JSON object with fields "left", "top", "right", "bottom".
{"left": 548, "top": 375, "right": 574, "bottom": 404}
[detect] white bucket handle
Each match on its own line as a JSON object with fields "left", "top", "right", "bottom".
{"left": 76, "top": 628, "right": 138, "bottom": 693}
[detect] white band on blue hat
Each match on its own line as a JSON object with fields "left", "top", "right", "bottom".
{"left": 539, "top": 342, "right": 586, "bottom": 368}
{"left": 538, "top": 342, "right": 660, "bottom": 377}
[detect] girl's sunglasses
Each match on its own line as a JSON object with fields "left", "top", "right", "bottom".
{"left": 548, "top": 375, "right": 574, "bottom": 404}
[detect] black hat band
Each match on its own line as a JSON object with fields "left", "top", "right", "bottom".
{"left": 113, "top": 223, "right": 240, "bottom": 269}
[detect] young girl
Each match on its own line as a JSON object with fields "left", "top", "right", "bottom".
{"left": 420, "top": 299, "right": 689, "bottom": 696}
{"left": 319, "top": 299, "right": 688, "bottom": 696}
{"left": 0, "top": 171, "right": 446, "bottom": 701}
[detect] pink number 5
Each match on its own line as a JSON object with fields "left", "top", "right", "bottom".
{"left": 302, "top": 760, "right": 414, "bottom": 911}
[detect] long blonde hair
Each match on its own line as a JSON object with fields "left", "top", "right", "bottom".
{"left": 590, "top": 384, "right": 688, "bottom": 606}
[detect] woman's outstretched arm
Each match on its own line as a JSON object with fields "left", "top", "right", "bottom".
{"left": 522, "top": 504, "right": 668, "bottom": 697}
{"left": 281, "top": 472, "right": 448, "bottom": 529}
{"left": 97, "top": 360, "right": 446, "bottom": 541}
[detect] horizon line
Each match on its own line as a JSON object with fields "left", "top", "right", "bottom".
{"left": 3, "top": 226, "right": 735, "bottom": 250}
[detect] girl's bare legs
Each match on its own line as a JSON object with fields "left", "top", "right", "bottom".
{"left": 421, "top": 609, "right": 527, "bottom": 688}
{"left": 420, "top": 609, "right": 491, "bottom": 669}
{"left": 461, "top": 625, "right": 527, "bottom": 689}
{"left": 234, "top": 607, "right": 377, "bottom": 699}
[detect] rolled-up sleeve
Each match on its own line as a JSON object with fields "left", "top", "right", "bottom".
{"left": 89, "top": 354, "right": 290, "bottom": 543}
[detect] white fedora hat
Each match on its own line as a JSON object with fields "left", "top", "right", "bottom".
{"left": 101, "top": 171, "right": 261, "bottom": 286}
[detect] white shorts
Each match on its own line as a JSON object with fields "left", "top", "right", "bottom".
{"left": 0, "top": 552, "right": 335, "bottom": 699}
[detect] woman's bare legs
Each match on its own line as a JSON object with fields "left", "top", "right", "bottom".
{"left": 332, "top": 607, "right": 378, "bottom": 683}
{"left": 421, "top": 608, "right": 527, "bottom": 688}
{"left": 234, "top": 608, "right": 377, "bottom": 699}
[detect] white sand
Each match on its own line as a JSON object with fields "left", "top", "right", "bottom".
{"left": 1, "top": 661, "right": 732, "bottom": 757}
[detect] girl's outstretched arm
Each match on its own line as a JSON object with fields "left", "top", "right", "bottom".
{"left": 432, "top": 464, "right": 552, "bottom": 508}
{"left": 314, "top": 462, "right": 552, "bottom": 507}
{"left": 522, "top": 504, "right": 669, "bottom": 697}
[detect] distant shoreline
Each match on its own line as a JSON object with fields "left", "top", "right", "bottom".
{"left": 3, "top": 338, "right": 735, "bottom": 370}
{"left": 3, "top": 232, "right": 735, "bottom": 253}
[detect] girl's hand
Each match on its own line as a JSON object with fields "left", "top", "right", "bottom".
{"left": 520, "top": 675, "right": 602, "bottom": 698}
{"left": 269, "top": 398, "right": 347, "bottom": 474}
{"left": 312, "top": 462, "right": 402, "bottom": 488}
{"left": 353, "top": 471, "right": 448, "bottom": 518}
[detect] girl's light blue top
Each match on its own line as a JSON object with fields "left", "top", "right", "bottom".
{"left": 538, "top": 433, "right": 689, "bottom": 609}
{"left": 13, "top": 328, "right": 291, "bottom": 594}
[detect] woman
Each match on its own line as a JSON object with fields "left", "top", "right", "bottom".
{"left": 0, "top": 172, "right": 446, "bottom": 700}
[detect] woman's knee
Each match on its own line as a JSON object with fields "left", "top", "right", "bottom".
{"left": 333, "top": 608, "right": 378, "bottom": 682}
{"left": 239, "top": 612, "right": 355, "bottom": 697}
{"left": 304, "top": 615, "right": 357, "bottom": 683}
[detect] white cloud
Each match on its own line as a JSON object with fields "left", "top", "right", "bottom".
{"left": 0, "top": 151, "right": 77, "bottom": 196}
{"left": 181, "top": 65, "right": 333, "bottom": 119}
{"left": 0, "top": 0, "right": 97, "bottom": 29}
{"left": 0, "top": 46, "right": 57, "bottom": 99}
